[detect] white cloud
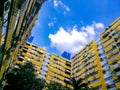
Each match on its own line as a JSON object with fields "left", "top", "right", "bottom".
{"left": 49, "top": 22, "right": 104, "bottom": 55}
{"left": 48, "top": 22, "right": 54, "bottom": 27}
{"left": 48, "top": 17, "right": 57, "bottom": 28}
{"left": 53, "top": 0, "right": 70, "bottom": 13}
{"left": 53, "top": 0, "right": 59, "bottom": 7}
{"left": 81, "top": 26, "right": 95, "bottom": 35}
{"left": 94, "top": 22, "right": 104, "bottom": 29}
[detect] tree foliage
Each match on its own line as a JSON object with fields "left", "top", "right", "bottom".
{"left": 45, "top": 81, "right": 71, "bottom": 90}
{"left": 4, "top": 62, "right": 45, "bottom": 90}
{"left": 69, "top": 77, "right": 93, "bottom": 90}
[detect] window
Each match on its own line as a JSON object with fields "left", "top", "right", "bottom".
{"left": 66, "top": 61, "right": 71, "bottom": 67}
{"left": 107, "top": 84, "right": 115, "bottom": 89}
{"left": 105, "top": 76, "right": 112, "bottom": 81}
{"left": 90, "top": 78, "right": 100, "bottom": 84}
{"left": 18, "top": 57, "right": 23, "bottom": 61}
{"left": 95, "top": 85, "right": 102, "bottom": 90}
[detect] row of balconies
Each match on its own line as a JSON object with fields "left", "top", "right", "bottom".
{"left": 111, "top": 21, "right": 120, "bottom": 30}
{"left": 104, "top": 71, "right": 112, "bottom": 79}
{"left": 90, "top": 77, "right": 101, "bottom": 86}
{"left": 101, "top": 59, "right": 108, "bottom": 66}
{"left": 72, "top": 42, "right": 96, "bottom": 62}
{"left": 103, "top": 38, "right": 114, "bottom": 47}
{"left": 101, "top": 28, "right": 119, "bottom": 45}
{"left": 110, "top": 52, "right": 120, "bottom": 60}
{"left": 115, "top": 82, "right": 120, "bottom": 89}
{"left": 48, "top": 66, "right": 70, "bottom": 78}
{"left": 47, "top": 70, "right": 70, "bottom": 83}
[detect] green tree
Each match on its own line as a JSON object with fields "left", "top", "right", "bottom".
{"left": 45, "top": 81, "right": 71, "bottom": 90}
{"left": 4, "top": 62, "right": 45, "bottom": 90}
{"left": 0, "top": 80, "right": 3, "bottom": 90}
{"left": 69, "top": 77, "right": 91, "bottom": 90}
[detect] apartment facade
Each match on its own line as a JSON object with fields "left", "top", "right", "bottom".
{"left": 98, "top": 17, "right": 120, "bottom": 90}
{"left": 17, "top": 42, "right": 72, "bottom": 88}
{"left": 72, "top": 41, "right": 107, "bottom": 90}
{"left": 0, "top": 0, "right": 45, "bottom": 79}
{"left": 46, "top": 54, "right": 71, "bottom": 88}
{"left": 17, "top": 42, "right": 47, "bottom": 79}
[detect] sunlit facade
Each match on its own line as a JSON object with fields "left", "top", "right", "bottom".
{"left": 17, "top": 42, "right": 47, "bottom": 79}
{"left": 17, "top": 42, "right": 72, "bottom": 88}
{"left": 46, "top": 54, "right": 71, "bottom": 88}
{"left": 99, "top": 17, "right": 120, "bottom": 90}
{"left": 72, "top": 41, "right": 107, "bottom": 90}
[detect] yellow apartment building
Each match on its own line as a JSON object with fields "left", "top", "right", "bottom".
{"left": 99, "top": 17, "right": 120, "bottom": 90}
{"left": 46, "top": 53, "right": 71, "bottom": 88}
{"left": 72, "top": 41, "right": 107, "bottom": 90}
{"left": 17, "top": 42, "right": 72, "bottom": 88}
{"left": 17, "top": 42, "right": 47, "bottom": 79}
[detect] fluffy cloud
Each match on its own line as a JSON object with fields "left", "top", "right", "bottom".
{"left": 48, "top": 22, "right": 54, "bottom": 27}
{"left": 49, "top": 22, "right": 104, "bottom": 54}
{"left": 94, "top": 22, "right": 104, "bottom": 29}
{"left": 53, "top": 0, "right": 70, "bottom": 13}
{"left": 48, "top": 17, "right": 57, "bottom": 28}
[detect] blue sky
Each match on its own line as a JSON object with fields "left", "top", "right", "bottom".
{"left": 31, "top": 0, "right": 120, "bottom": 56}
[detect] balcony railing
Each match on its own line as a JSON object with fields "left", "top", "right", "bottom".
{"left": 113, "top": 63, "right": 119, "bottom": 69}
{"left": 106, "top": 79, "right": 114, "bottom": 85}
{"left": 116, "top": 71, "right": 120, "bottom": 76}
{"left": 104, "top": 72, "right": 112, "bottom": 79}
{"left": 101, "top": 60, "right": 108, "bottom": 66}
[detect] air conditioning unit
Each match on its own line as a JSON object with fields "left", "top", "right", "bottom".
{"left": 4, "top": 0, "right": 11, "bottom": 16}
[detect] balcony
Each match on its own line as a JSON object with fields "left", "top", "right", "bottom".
{"left": 39, "top": 75, "right": 46, "bottom": 79}
{"left": 110, "top": 66, "right": 115, "bottom": 71}
{"left": 66, "top": 62, "right": 71, "bottom": 67}
{"left": 103, "top": 65, "right": 109, "bottom": 71}
{"left": 40, "top": 70, "right": 46, "bottom": 75}
{"left": 64, "top": 78, "right": 71, "bottom": 84}
{"left": 116, "top": 54, "right": 120, "bottom": 61}
{"left": 103, "top": 38, "right": 114, "bottom": 48}
{"left": 116, "top": 71, "right": 120, "bottom": 76}
{"left": 113, "top": 48, "right": 119, "bottom": 55}
{"left": 104, "top": 45, "right": 113, "bottom": 53}
{"left": 42, "top": 66, "right": 48, "bottom": 72}
{"left": 112, "top": 74, "right": 118, "bottom": 80}
{"left": 42, "top": 61, "right": 48, "bottom": 66}
{"left": 113, "top": 63, "right": 119, "bottom": 69}
{"left": 108, "top": 87, "right": 116, "bottom": 90}
{"left": 104, "top": 72, "right": 112, "bottom": 79}
{"left": 111, "top": 21, "right": 120, "bottom": 29}
{"left": 108, "top": 59, "right": 113, "bottom": 64}
{"left": 106, "top": 53, "right": 112, "bottom": 59}
{"left": 106, "top": 79, "right": 114, "bottom": 85}
{"left": 118, "top": 60, "right": 120, "bottom": 65}
{"left": 44, "top": 58, "right": 50, "bottom": 63}
{"left": 65, "top": 69, "right": 71, "bottom": 75}
{"left": 115, "top": 82, "right": 120, "bottom": 89}
{"left": 102, "top": 36, "right": 109, "bottom": 43}
{"left": 101, "top": 60, "right": 108, "bottom": 66}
